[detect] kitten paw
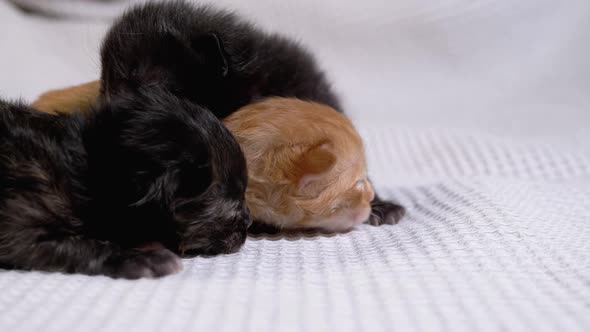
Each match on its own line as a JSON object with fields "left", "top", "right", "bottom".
{"left": 105, "top": 248, "right": 182, "bottom": 279}
{"left": 366, "top": 200, "right": 405, "bottom": 226}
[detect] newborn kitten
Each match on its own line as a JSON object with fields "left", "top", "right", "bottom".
{"left": 0, "top": 87, "right": 249, "bottom": 279}
{"left": 85, "top": 87, "right": 250, "bottom": 258}
{"left": 225, "top": 97, "right": 375, "bottom": 232}
{"left": 99, "top": 0, "right": 404, "bottom": 226}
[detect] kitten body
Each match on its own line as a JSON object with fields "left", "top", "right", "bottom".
{"left": 0, "top": 87, "right": 249, "bottom": 278}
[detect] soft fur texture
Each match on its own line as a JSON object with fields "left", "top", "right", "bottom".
{"left": 225, "top": 97, "right": 375, "bottom": 232}
{"left": 32, "top": 80, "right": 100, "bottom": 114}
{"left": 100, "top": 0, "right": 404, "bottom": 226}
{"left": 33, "top": 0, "right": 404, "bottom": 227}
{"left": 100, "top": 0, "right": 341, "bottom": 118}
{"left": 34, "top": 83, "right": 401, "bottom": 231}
{"left": 0, "top": 87, "right": 249, "bottom": 279}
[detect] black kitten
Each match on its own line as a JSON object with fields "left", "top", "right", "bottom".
{"left": 0, "top": 88, "right": 249, "bottom": 279}
{"left": 100, "top": 0, "right": 404, "bottom": 225}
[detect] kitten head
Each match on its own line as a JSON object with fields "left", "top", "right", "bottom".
{"left": 224, "top": 97, "right": 374, "bottom": 232}
{"left": 86, "top": 87, "right": 250, "bottom": 256}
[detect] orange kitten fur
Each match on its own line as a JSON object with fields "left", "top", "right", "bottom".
{"left": 225, "top": 98, "right": 374, "bottom": 231}
{"left": 32, "top": 81, "right": 100, "bottom": 114}
{"left": 34, "top": 85, "right": 375, "bottom": 231}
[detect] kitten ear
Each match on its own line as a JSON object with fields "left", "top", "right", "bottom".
{"left": 190, "top": 33, "right": 229, "bottom": 77}
{"left": 296, "top": 144, "right": 336, "bottom": 190}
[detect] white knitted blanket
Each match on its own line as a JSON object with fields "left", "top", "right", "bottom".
{"left": 0, "top": 0, "right": 589, "bottom": 331}
{"left": 0, "top": 126, "right": 587, "bottom": 332}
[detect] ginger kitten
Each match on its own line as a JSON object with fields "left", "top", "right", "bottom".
{"left": 32, "top": 81, "right": 100, "bottom": 114}
{"left": 225, "top": 97, "right": 376, "bottom": 232}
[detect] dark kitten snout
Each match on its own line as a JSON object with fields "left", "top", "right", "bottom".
{"left": 177, "top": 200, "right": 249, "bottom": 257}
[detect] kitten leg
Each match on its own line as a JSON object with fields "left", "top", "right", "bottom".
{"left": 0, "top": 224, "right": 181, "bottom": 279}
{"left": 366, "top": 193, "right": 406, "bottom": 226}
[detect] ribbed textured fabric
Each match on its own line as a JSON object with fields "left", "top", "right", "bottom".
{"left": 0, "top": 126, "right": 588, "bottom": 332}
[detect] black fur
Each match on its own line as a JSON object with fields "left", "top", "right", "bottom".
{"left": 0, "top": 88, "right": 249, "bottom": 279}
{"left": 100, "top": 0, "right": 341, "bottom": 117}
{"left": 100, "top": 0, "right": 404, "bottom": 225}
